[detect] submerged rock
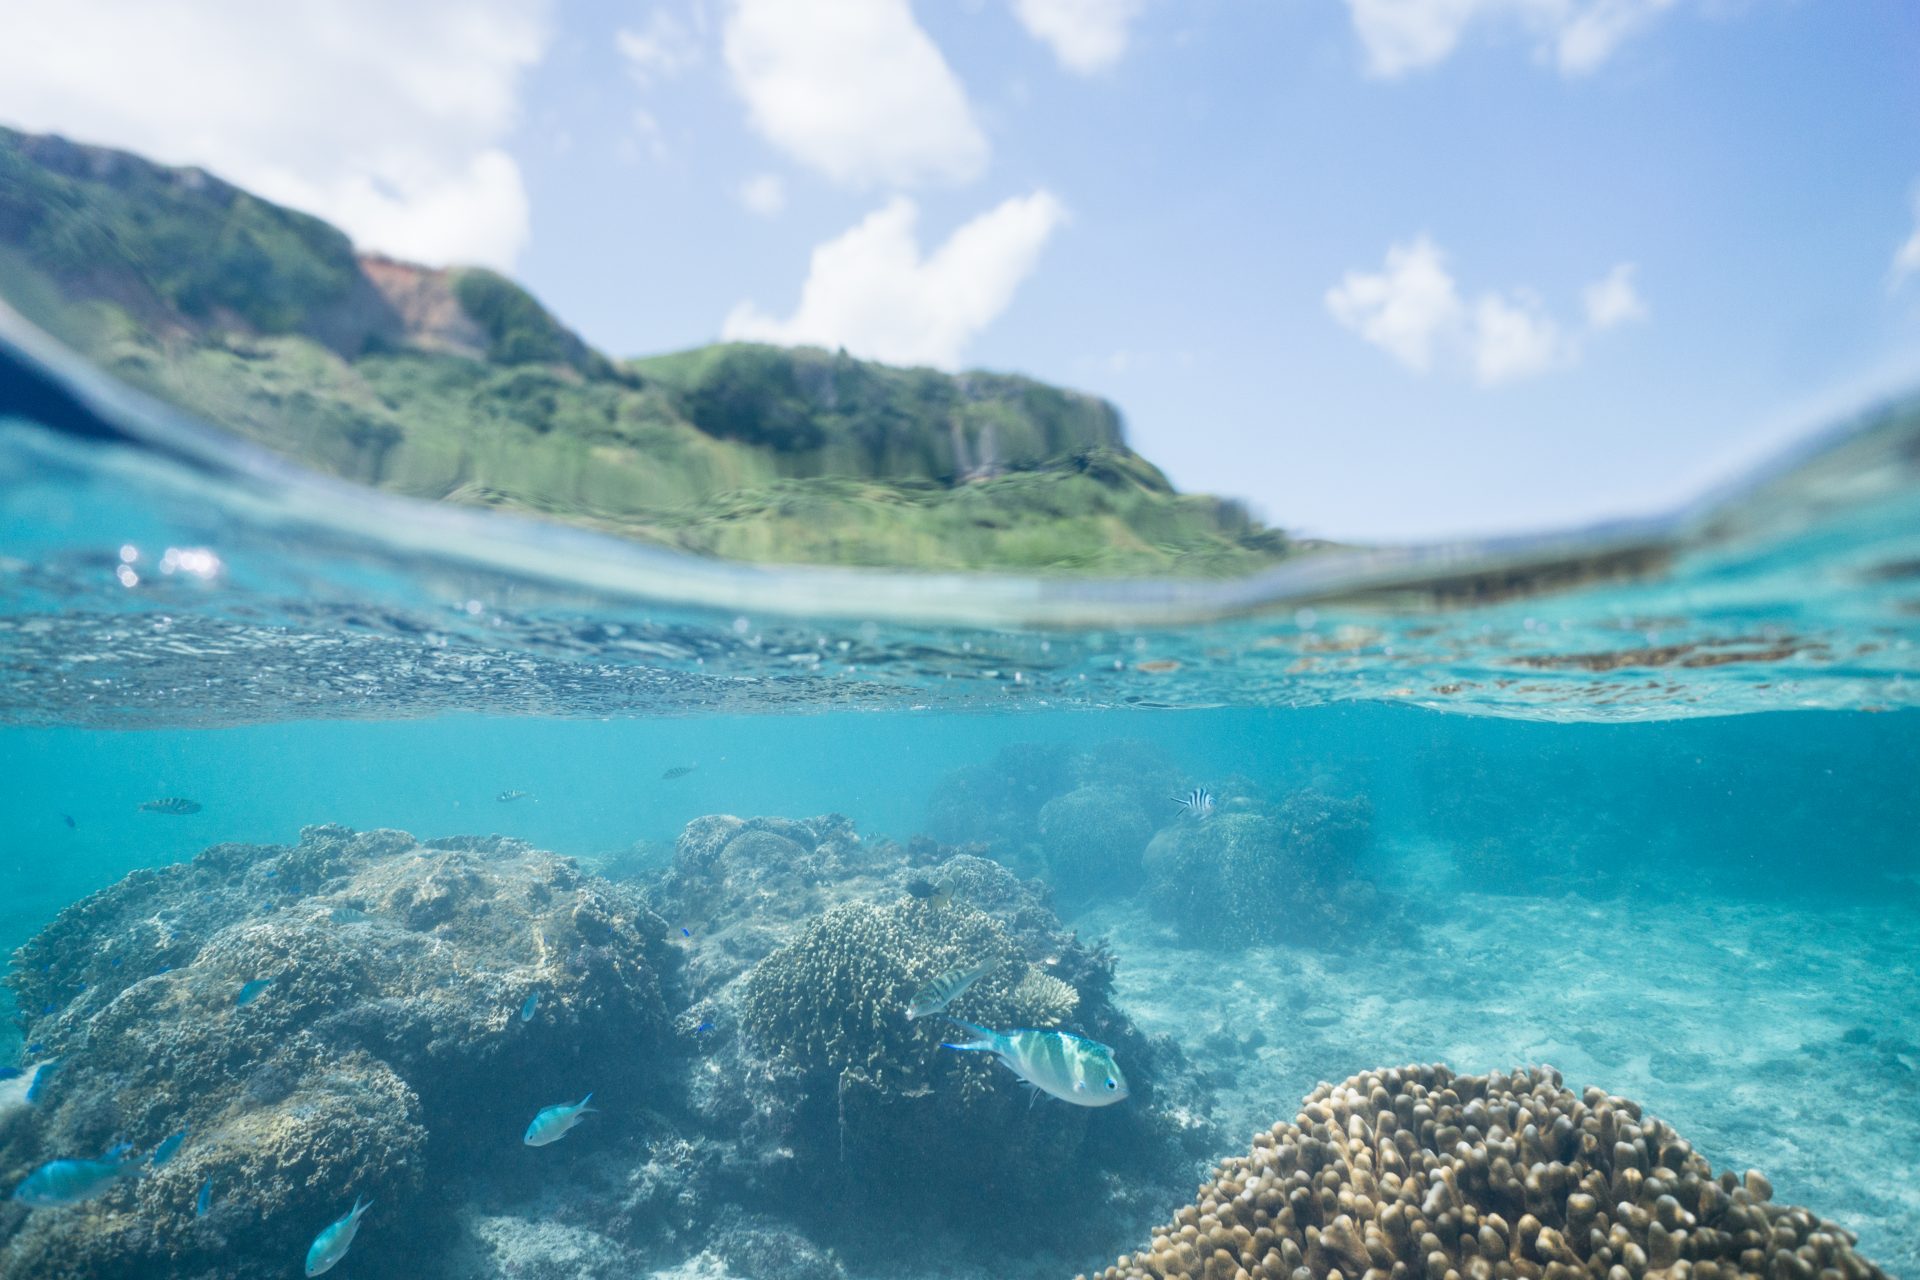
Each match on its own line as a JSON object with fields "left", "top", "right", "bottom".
{"left": 1142, "top": 788, "right": 1376, "bottom": 946}
{"left": 645, "top": 813, "right": 1217, "bottom": 1255}
{"left": 1085, "top": 1062, "right": 1892, "bottom": 1280}
{"left": 1, "top": 825, "right": 675, "bottom": 1280}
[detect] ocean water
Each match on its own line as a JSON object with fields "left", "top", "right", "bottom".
{"left": 2, "top": 313, "right": 1919, "bottom": 1280}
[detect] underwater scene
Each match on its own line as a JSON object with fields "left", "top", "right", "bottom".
{"left": 3, "top": 8, "right": 1920, "bottom": 1279}
{"left": 3, "top": 322, "right": 1919, "bottom": 1280}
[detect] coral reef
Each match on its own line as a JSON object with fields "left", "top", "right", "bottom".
{"left": 1084, "top": 1063, "right": 1889, "bottom": 1280}
{"left": 1143, "top": 789, "right": 1376, "bottom": 946}
{"left": 645, "top": 813, "right": 1218, "bottom": 1252}
{"left": 1039, "top": 784, "right": 1157, "bottom": 907}
{"left": 0, "top": 825, "right": 675, "bottom": 1280}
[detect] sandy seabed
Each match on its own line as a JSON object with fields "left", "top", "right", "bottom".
{"left": 1078, "top": 856, "right": 1920, "bottom": 1280}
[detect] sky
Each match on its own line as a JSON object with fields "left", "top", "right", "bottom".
{"left": 1, "top": 0, "right": 1918, "bottom": 541}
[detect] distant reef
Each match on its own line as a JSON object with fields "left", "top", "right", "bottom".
{"left": 0, "top": 126, "right": 1291, "bottom": 575}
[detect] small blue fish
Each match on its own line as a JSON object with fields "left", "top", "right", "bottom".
{"left": 520, "top": 992, "right": 539, "bottom": 1023}
{"left": 1173, "top": 786, "right": 1215, "bottom": 818}
{"left": 305, "top": 1195, "right": 372, "bottom": 1276}
{"left": 523, "top": 1094, "right": 594, "bottom": 1147}
{"left": 11, "top": 1143, "right": 139, "bottom": 1207}
{"left": 681, "top": 927, "right": 691, "bottom": 938}
{"left": 110, "top": 957, "right": 122, "bottom": 968}
{"left": 60, "top": 813, "right": 75, "bottom": 829}
{"left": 196, "top": 1177, "right": 213, "bottom": 1217}
{"left": 151, "top": 1128, "right": 188, "bottom": 1167}
{"left": 39, "top": 1004, "right": 53, "bottom": 1014}
{"left": 236, "top": 979, "right": 272, "bottom": 1006}
{"left": 27, "top": 1042, "right": 43, "bottom": 1054}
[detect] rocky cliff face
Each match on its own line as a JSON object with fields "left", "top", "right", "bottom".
{"left": 0, "top": 125, "right": 1289, "bottom": 574}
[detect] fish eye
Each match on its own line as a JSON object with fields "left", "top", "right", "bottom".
{"left": 1105, "top": 1077, "right": 1118, "bottom": 1090}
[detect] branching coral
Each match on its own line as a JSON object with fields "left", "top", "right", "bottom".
{"left": 1085, "top": 1063, "right": 1888, "bottom": 1280}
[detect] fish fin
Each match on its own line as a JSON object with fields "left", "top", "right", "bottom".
{"left": 939, "top": 1019, "right": 998, "bottom": 1053}
{"left": 576, "top": 1092, "right": 595, "bottom": 1111}
{"left": 353, "top": 1196, "right": 374, "bottom": 1219}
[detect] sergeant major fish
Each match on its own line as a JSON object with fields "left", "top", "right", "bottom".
{"left": 497, "top": 790, "right": 530, "bottom": 803}
{"left": 661, "top": 765, "right": 698, "bottom": 780}
{"left": 305, "top": 1195, "right": 372, "bottom": 1276}
{"left": 11, "top": 1143, "right": 140, "bottom": 1207}
{"left": 906, "top": 960, "right": 997, "bottom": 1020}
{"left": 940, "top": 1020, "right": 1129, "bottom": 1107}
{"left": 524, "top": 1093, "right": 594, "bottom": 1146}
{"left": 140, "top": 798, "right": 202, "bottom": 815}
{"left": 1173, "top": 787, "right": 1214, "bottom": 818}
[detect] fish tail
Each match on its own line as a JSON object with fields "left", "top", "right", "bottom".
{"left": 576, "top": 1092, "right": 595, "bottom": 1112}
{"left": 352, "top": 1196, "right": 374, "bottom": 1220}
{"left": 939, "top": 1019, "right": 1000, "bottom": 1053}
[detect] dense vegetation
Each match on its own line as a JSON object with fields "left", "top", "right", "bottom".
{"left": 0, "top": 126, "right": 1290, "bottom": 575}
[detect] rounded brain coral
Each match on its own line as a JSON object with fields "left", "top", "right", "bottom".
{"left": 1086, "top": 1063, "right": 1887, "bottom": 1280}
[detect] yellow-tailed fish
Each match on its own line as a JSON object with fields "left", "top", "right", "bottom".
{"left": 940, "top": 1020, "right": 1129, "bottom": 1106}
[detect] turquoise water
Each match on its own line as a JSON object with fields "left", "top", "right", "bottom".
{"left": 2, "top": 321, "right": 1919, "bottom": 1279}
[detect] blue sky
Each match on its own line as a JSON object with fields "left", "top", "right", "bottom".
{"left": 3, "top": 1, "right": 1918, "bottom": 540}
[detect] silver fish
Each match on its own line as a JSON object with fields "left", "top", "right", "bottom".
{"left": 11, "top": 1143, "right": 139, "bottom": 1207}
{"left": 519, "top": 992, "right": 540, "bottom": 1023}
{"left": 305, "top": 1195, "right": 372, "bottom": 1276}
{"left": 906, "top": 960, "right": 997, "bottom": 1020}
{"left": 496, "top": 790, "right": 530, "bottom": 803}
{"left": 1173, "top": 787, "right": 1214, "bottom": 818}
{"left": 940, "top": 1020, "right": 1129, "bottom": 1107}
{"left": 524, "top": 1093, "right": 594, "bottom": 1146}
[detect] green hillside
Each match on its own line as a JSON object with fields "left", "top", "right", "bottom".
{"left": 0, "top": 126, "right": 1290, "bottom": 574}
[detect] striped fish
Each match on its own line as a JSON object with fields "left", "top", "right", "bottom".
{"left": 1172, "top": 787, "right": 1214, "bottom": 818}
{"left": 906, "top": 960, "right": 997, "bottom": 1020}
{"left": 140, "top": 797, "right": 202, "bottom": 815}
{"left": 940, "top": 1020, "right": 1129, "bottom": 1107}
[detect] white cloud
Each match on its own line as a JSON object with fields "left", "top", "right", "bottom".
{"left": 1325, "top": 236, "right": 1464, "bottom": 372}
{"left": 722, "top": 191, "right": 1067, "bottom": 368}
{"left": 1012, "top": 0, "right": 1146, "bottom": 73}
{"left": 1326, "top": 236, "right": 1636, "bottom": 386}
{"left": 0, "top": 1, "right": 550, "bottom": 268}
{"left": 722, "top": 0, "right": 988, "bottom": 188}
{"left": 617, "top": 8, "right": 703, "bottom": 85}
{"left": 740, "top": 172, "right": 787, "bottom": 216}
{"left": 1583, "top": 262, "right": 1648, "bottom": 329}
{"left": 1894, "top": 192, "right": 1920, "bottom": 287}
{"left": 1471, "top": 292, "right": 1563, "bottom": 384}
{"left": 1343, "top": 0, "right": 1676, "bottom": 78}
